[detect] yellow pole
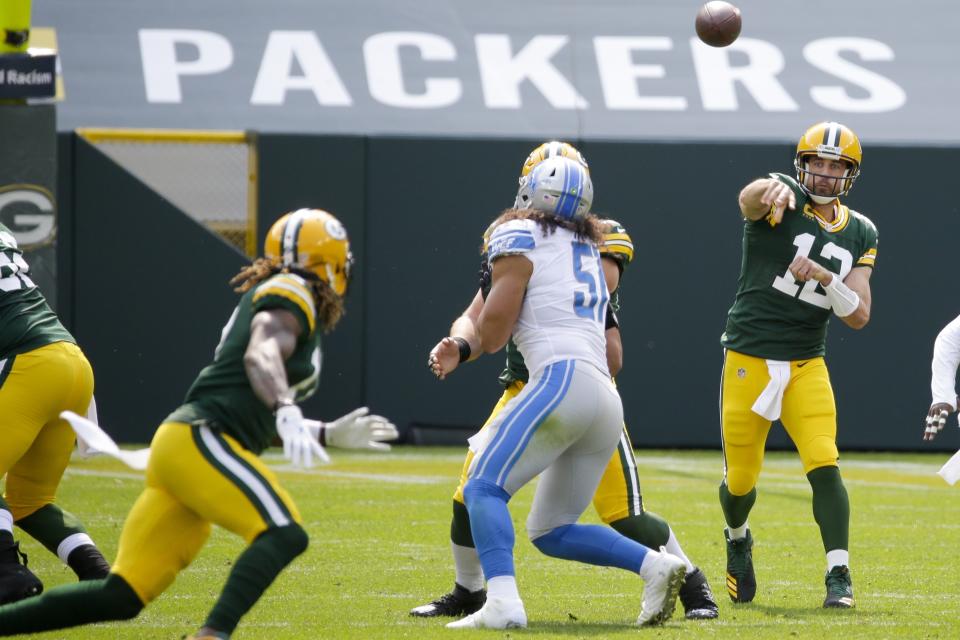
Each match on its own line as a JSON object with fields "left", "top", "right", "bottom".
{"left": 0, "top": 0, "right": 31, "bottom": 54}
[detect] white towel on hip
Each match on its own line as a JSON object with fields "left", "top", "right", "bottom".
{"left": 751, "top": 360, "right": 792, "bottom": 421}
{"left": 938, "top": 449, "right": 960, "bottom": 485}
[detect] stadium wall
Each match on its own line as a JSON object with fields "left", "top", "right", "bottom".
{"left": 56, "top": 132, "right": 960, "bottom": 451}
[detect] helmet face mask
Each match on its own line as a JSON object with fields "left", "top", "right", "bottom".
{"left": 794, "top": 121, "right": 862, "bottom": 203}
{"left": 264, "top": 209, "right": 353, "bottom": 297}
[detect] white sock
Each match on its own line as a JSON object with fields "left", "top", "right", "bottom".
{"left": 663, "top": 528, "right": 695, "bottom": 574}
{"left": 451, "top": 542, "right": 485, "bottom": 592}
{"left": 487, "top": 575, "right": 520, "bottom": 601}
{"left": 0, "top": 509, "right": 12, "bottom": 534}
{"left": 727, "top": 523, "right": 749, "bottom": 540}
{"left": 638, "top": 548, "right": 661, "bottom": 580}
{"left": 826, "top": 549, "right": 849, "bottom": 571}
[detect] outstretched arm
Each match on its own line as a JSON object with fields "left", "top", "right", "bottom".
{"left": 428, "top": 289, "right": 485, "bottom": 380}
{"left": 739, "top": 177, "right": 796, "bottom": 223}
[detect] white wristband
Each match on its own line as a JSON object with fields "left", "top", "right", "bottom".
{"left": 823, "top": 275, "right": 860, "bottom": 317}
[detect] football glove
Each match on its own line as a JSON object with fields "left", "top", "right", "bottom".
{"left": 276, "top": 404, "right": 330, "bottom": 467}
{"left": 317, "top": 407, "right": 398, "bottom": 451}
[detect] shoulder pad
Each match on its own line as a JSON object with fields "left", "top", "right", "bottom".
{"left": 487, "top": 219, "right": 537, "bottom": 261}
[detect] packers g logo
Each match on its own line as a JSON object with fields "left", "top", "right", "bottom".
{"left": 324, "top": 218, "right": 347, "bottom": 240}
{"left": 0, "top": 184, "right": 55, "bottom": 249}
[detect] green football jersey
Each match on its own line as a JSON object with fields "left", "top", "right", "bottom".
{"left": 0, "top": 223, "right": 73, "bottom": 358}
{"left": 495, "top": 220, "right": 631, "bottom": 387}
{"left": 721, "top": 173, "right": 878, "bottom": 361}
{"left": 166, "top": 272, "right": 322, "bottom": 454}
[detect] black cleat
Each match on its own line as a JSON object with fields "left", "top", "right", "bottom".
{"left": 679, "top": 567, "right": 719, "bottom": 619}
{"left": 724, "top": 529, "right": 756, "bottom": 603}
{"left": 823, "top": 565, "right": 855, "bottom": 609}
{"left": 410, "top": 583, "right": 486, "bottom": 618}
{"left": 0, "top": 541, "right": 43, "bottom": 605}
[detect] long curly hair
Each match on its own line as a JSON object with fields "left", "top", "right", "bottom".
{"left": 487, "top": 208, "right": 604, "bottom": 246}
{"left": 230, "top": 259, "right": 344, "bottom": 332}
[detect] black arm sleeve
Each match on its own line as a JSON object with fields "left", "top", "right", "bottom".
{"left": 605, "top": 304, "right": 619, "bottom": 330}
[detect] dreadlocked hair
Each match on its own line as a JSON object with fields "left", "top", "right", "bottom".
{"left": 487, "top": 208, "right": 604, "bottom": 247}
{"left": 229, "top": 258, "right": 345, "bottom": 333}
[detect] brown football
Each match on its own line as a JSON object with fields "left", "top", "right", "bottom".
{"left": 695, "top": 1, "right": 742, "bottom": 48}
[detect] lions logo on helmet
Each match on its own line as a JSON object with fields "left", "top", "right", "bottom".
{"left": 515, "top": 141, "right": 590, "bottom": 208}
{"left": 264, "top": 209, "right": 354, "bottom": 296}
{"left": 520, "top": 156, "right": 593, "bottom": 220}
{"left": 794, "top": 121, "right": 862, "bottom": 204}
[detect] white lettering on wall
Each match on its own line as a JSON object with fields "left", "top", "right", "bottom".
{"left": 140, "top": 29, "right": 233, "bottom": 103}
{"left": 364, "top": 31, "right": 461, "bottom": 108}
{"left": 594, "top": 36, "right": 686, "bottom": 110}
{"left": 805, "top": 38, "right": 906, "bottom": 112}
{"left": 691, "top": 37, "right": 798, "bottom": 111}
{"left": 251, "top": 31, "right": 352, "bottom": 106}
{"left": 475, "top": 34, "right": 588, "bottom": 109}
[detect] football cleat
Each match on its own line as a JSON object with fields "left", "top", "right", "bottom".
{"left": 637, "top": 549, "right": 686, "bottom": 626}
{"left": 264, "top": 209, "right": 353, "bottom": 297}
{"left": 409, "top": 583, "right": 486, "bottom": 618}
{"left": 823, "top": 565, "right": 855, "bottom": 609}
{"left": 678, "top": 567, "right": 719, "bottom": 619}
{"left": 725, "top": 529, "right": 756, "bottom": 603}
{"left": 445, "top": 596, "right": 526, "bottom": 630}
{"left": 0, "top": 541, "right": 43, "bottom": 605}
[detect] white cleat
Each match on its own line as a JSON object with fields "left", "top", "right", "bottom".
{"left": 446, "top": 596, "right": 527, "bottom": 630}
{"left": 637, "top": 548, "right": 687, "bottom": 626}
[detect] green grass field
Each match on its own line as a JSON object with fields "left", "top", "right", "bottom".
{"left": 10, "top": 447, "right": 960, "bottom": 639}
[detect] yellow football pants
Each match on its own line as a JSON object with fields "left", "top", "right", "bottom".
{"left": 0, "top": 341, "right": 94, "bottom": 520}
{"left": 721, "top": 349, "right": 839, "bottom": 496}
{"left": 111, "top": 422, "right": 301, "bottom": 604}
{"left": 453, "top": 380, "right": 644, "bottom": 523}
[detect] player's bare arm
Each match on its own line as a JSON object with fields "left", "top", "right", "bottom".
{"left": 788, "top": 260, "right": 872, "bottom": 330}
{"left": 477, "top": 255, "right": 533, "bottom": 353}
{"left": 605, "top": 327, "right": 623, "bottom": 376}
{"left": 601, "top": 256, "right": 623, "bottom": 375}
{"left": 244, "top": 308, "right": 303, "bottom": 408}
{"left": 429, "top": 289, "right": 485, "bottom": 380}
{"left": 739, "top": 177, "right": 796, "bottom": 223}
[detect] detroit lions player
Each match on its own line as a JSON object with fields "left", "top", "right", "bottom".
{"left": 446, "top": 157, "right": 686, "bottom": 629}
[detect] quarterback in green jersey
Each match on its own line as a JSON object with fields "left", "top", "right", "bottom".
{"left": 0, "top": 209, "right": 396, "bottom": 639}
{"left": 719, "top": 122, "right": 877, "bottom": 610}
{"left": 0, "top": 223, "right": 111, "bottom": 603}
{"left": 412, "top": 142, "right": 718, "bottom": 621}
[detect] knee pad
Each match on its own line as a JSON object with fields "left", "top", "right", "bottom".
{"left": 463, "top": 478, "right": 509, "bottom": 505}
{"left": 529, "top": 524, "right": 572, "bottom": 554}
{"left": 801, "top": 436, "right": 839, "bottom": 473}
{"left": 725, "top": 468, "right": 758, "bottom": 497}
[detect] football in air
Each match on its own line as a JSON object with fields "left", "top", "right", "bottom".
{"left": 695, "top": 1, "right": 742, "bottom": 48}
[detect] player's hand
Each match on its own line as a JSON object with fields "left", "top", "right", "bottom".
{"left": 924, "top": 402, "right": 955, "bottom": 441}
{"left": 322, "top": 407, "right": 398, "bottom": 451}
{"left": 789, "top": 256, "right": 831, "bottom": 285}
{"left": 276, "top": 404, "right": 330, "bottom": 467}
{"left": 760, "top": 178, "right": 796, "bottom": 225}
{"left": 428, "top": 337, "right": 462, "bottom": 380}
